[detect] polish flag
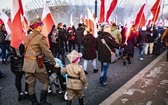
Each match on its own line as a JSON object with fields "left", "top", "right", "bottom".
{"left": 106, "top": 0, "right": 118, "bottom": 22}
{"left": 41, "top": 4, "right": 55, "bottom": 37}
{"left": 134, "top": 3, "right": 147, "bottom": 30}
{"left": 80, "top": 14, "right": 84, "bottom": 23}
{"left": 151, "top": 0, "right": 161, "bottom": 24}
{"left": 11, "top": 0, "right": 25, "bottom": 49}
{"left": 70, "top": 14, "right": 73, "bottom": 26}
{"left": 0, "top": 11, "right": 11, "bottom": 34}
{"left": 85, "top": 8, "right": 97, "bottom": 38}
{"left": 99, "top": 0, "right": 105, "bottom": 23}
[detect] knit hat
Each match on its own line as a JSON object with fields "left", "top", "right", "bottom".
{"left": 67, "top": 50, "right": 82, "bottom": 63}
{"left": 30, "top": 18, "right": 43, "bottom": 29}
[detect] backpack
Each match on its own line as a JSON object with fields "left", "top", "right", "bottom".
{"left": 51, "top": 29, "right": 58, "bottom": 43}
{"left": 0, "top": 31, "right": 6, "bottom": 43}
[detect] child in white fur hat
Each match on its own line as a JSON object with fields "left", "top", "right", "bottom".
{"left": 61, "top": 50, "right": 87, "bottom": 105}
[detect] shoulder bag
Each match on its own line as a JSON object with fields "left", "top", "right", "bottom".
{"left": 101, "top": 39, "right": 117, "bottom": 63}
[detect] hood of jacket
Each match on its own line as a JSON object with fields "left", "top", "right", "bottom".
{"left": 98, "top": 31, "right": 111, "bottom": 39}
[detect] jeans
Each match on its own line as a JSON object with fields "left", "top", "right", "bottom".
{"left": 115, "top": 48, "right": 120, "bottom": 59}
{"left": 99, "top": 62, "right": 110, "bottom": 84}
{"left": 139, "top": 43, "right": 146, "bottom": 58}
{"left": 77, "top": 45, "right": 83, "bottom": 53}
{"left": 0, "top": 44, "right": 6, "bottom": 59}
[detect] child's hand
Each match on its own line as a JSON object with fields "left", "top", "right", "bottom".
{"left": 84, "top": 86, "right": 87, "bottom": 89}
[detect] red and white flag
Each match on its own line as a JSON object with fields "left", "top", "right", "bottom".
{"left": 85, "top": 8, "right": 97, "bottom": 38}
{"left": 41, "top": 4, "right": 55, "bottom": 37}
{"left": 70, "top": 14, "right": 73, "bottom": 26}
{"left": 106, "top": 0, "right": 118, "bottom": 22}
{"left": 134, "top": 2, "right": 148, "bottom": 30}
{"left": 11, "top": 0, "right": 25, "bottom": 49}
{"left": 0, "top": 11, "right": 11, "bottom": 34}
{"left": 151, "top": 0, "right": 161, "bottom": 24}
{"left": 99, "top": 0, "right": 105, "bottom": 23}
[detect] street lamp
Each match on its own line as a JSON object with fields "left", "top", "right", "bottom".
{"left": 95, "top": 0, "right": 98, "bottom": 18}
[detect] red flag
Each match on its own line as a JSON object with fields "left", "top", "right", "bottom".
{"left": 0, "top": 11, "right": 11, "bottom": 34}
{"left": 106, "top": 0, "right": 117, "bottom": 22}
{"left": 134, "top": 4, "right": 146, "bottom": 30}
{"left": 41, "top": 4, "right": 55, "bottom": 37}
{"left": 99, "top": 0, "right": 105, "bottom": 23}
{"left": 11, "top": 0, "right": 25, "bottom": 48}
{"left": 151, "top": 0, "right": 161, "bottom": 23}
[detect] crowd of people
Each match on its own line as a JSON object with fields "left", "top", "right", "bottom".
{"left": 0, "top": 18, "right": 168, "bottom": 105}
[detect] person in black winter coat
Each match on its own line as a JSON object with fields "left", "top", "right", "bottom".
{"left": 137, "top": 26, "right": 151, "bottom": 60}
{"left": 122, "top": 26, "right": 137, "bottom": 65}
{"left": 9, "top": 43, "right": 29, "bottom": 101}
{"left": 56, "top": 22, "right": 67, "bottom": 65}
{"left": 97, "top": 25, "right": 120, "bottom": 86}
{"left": 82, "top": 27, "right": 98, "bottom": 74}
{"left": 75, "top": 23, "right": 85, "bottom": 53}
{"left": 145, "top": 26, "right": 157, "bottom": 55}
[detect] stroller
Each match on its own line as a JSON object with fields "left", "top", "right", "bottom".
{"left": 44, "top": 58, "right": 68, "bottom": 100}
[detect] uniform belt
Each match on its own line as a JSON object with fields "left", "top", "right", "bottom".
{"left": 24, "top": 56, "right": 37, "bottom": 60}
{"left": 68, "top": 76, "right": 80, "bottom": 79}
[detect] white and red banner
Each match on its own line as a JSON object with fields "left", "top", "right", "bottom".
{"left": 150, "top": 0, "right": 161, "bottom": 24}
{"left": 41, "top": 4, "right": 55, "bottom": 37}
{"left": 0, "top": 11, "right": 11, "bottom": 34}
{"left": 134, "top": 2, "right": 148, "bottom": 30}
{"left": 85, "top": 8, "right": 98, "bottom": 38}
{"left": 11, "top": 0, "right": 25, "bottom": 49}
{"left": 106, "top": 0, "right": 118, "bottom": 22}
{"left": 99, "top": 0, "right": 117, "bottom": 24}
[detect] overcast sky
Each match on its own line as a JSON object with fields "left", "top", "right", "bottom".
{"left": 0, "top": 0, "right": 168, "bottom": 14}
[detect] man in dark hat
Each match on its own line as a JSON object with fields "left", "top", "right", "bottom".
{"left": 23, "top": 18, "right": 59, "bottom": 105}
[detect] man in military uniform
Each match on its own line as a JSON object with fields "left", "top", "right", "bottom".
{"left": 23, "top": 18, "right": 59, "bottom": 105}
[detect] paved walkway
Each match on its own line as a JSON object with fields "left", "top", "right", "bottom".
{"left": 100, "top": 51, "right": 168, "bottom": 105}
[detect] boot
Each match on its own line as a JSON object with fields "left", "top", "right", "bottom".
{"left": 29, "top": 94, "right": 39, "bottom": 105}
{"left": 78, "top": 97, "right": 84, "bottom": 105}
{"left": 40, "top": 90, "right": 52, "bottom": 105}
{"left": 67, "top": 100, "right": 72, "bottom": 105}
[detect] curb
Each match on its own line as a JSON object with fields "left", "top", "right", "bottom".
{"left": 99, "top": 51, "right": 167, "bottom": 105}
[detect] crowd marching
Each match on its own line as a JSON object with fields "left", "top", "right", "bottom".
{"left": 0, "top": 17, "right": 168, "bottom": 105}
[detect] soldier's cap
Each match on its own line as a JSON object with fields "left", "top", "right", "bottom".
{"left": 67, "top": 50, "right": 82, "bottom": 63}
{"left": 30, "top": 18, "right": 43, "bottom": 29}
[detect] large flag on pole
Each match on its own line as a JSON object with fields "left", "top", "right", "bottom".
{"left": 99, "top": 0, "right": 105, "bottom": 23}
{"left": 134, "top": 3, "right": 147, "bottom": 30}
{"left": 151, "top": 0, "right": 161, "bottom": 23}
{"left": 11, "top": 0, "right": 25, "bottom": 48}
{"left": 0, "top": 11, "right": 11, "bottom": 34}
{"left": 106, "top": 0, "right": 118, "bottom": 22}
{"left": 85, "top": 8, "right": 98, "bottom": 38}
{"left": 41, "top": 4, "right": 55, "bottom": 37}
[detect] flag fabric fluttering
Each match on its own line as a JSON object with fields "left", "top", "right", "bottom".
{"left": 99, "top": 0, "right": 105, "bottom": 23}
{"left": 85, "top": 8, "right": 98, "bottom": 38}
{"left": 0, "top": 11, "right": 11, "bottom": 34}
{"left": 106, "top": 0, "right": 118, "bottom": 22}
{"left": 151, "top": 0, "right": 161, "bottom": 24}
{"left": 134, "top": 3, "right": 146, "bottom": 30}
{"left": 11, "top": 0, "right": 25, "bottom": 49}
{"left": 41, "top": 3, "right": 55, "bottom": 37}
{"left": 70, "top": 14, "right": 73, "bottom": 26}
